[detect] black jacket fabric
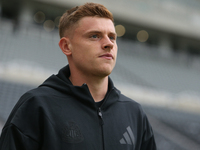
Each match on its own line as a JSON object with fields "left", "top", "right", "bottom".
{"left": 0, "top": 65, "right": 156, "bottom": 150}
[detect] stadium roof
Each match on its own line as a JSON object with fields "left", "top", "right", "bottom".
{"left": 37, "top": 0, "right": 200, "bottom": 40}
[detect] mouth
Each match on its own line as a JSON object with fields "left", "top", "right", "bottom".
{"left": 99, "top": 53, "right": 114, "bottom": 60}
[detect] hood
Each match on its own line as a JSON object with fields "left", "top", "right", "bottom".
{"left": 39, "top": 65, "right": 120, "bottom": 109}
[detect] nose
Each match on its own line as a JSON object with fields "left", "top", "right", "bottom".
{"left": 101, "top": 36, "right": 114, "bottom": 50}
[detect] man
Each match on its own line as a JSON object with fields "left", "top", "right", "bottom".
{"left": 0, "top": 3, "right": 156, "bottom": 150}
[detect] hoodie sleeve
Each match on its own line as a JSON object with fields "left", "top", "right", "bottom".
{"left": 140, "top": 115, "right": 157, "bottom": 150}
{"left": 0, "top": 91, "right": 43, "bottom": 150}
{"left": 0, "top": 124, "right": 39, "bottom": 150}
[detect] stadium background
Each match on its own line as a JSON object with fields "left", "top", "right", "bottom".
{"left": 0, "top": 0, "right": 200, "bottom": 149}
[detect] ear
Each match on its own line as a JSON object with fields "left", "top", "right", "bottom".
{"left": 59, "top": 37, "right": 72, "bottom": 56}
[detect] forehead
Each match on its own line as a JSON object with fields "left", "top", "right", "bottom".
{"left": 75, "top": 16, "right": 116, "bottom": 33}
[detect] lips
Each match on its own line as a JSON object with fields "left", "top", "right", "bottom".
{"left": 99, "top": 53, "right": 114, "bottom": 60}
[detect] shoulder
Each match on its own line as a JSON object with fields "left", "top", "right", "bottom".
{"left": 4, "top": 86, "right": 54, "bottom": 125}
{"left": 117, "top": 93, "right": 147, "bottom": 115}
{"left": 13, "top": 86, "right": 51, "bottom": 108}
{"left": 118, "top": 93, "right": 141, "bottom": 107}
{"left": 19, "top": 84, "right": 62, "bottom": 104}
{"left": 2, "top": 88, "right": 53, "bottom": 144}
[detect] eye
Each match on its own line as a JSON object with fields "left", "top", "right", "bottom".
{"left": 91, "top": 34, "right": 99, "bottom": 39}
{"left": 109, "top": 35, "right": 116, "bottom": 41}
{"left": 109, "top": 36, "right": 115, "bottom": 40}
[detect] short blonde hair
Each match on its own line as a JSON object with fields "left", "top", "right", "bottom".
{"left": 59, "top": 3, "right": 114, "bottom": 38}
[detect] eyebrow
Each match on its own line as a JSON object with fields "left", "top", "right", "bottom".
{"left": 85, "top": 30, "right": 117, "bottom": 36}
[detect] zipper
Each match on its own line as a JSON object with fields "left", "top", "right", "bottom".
{"left": 97, "top": 88, "right": 115, "bottom": 150}
{"left": 98, "top": 107, "right": 105, "bottom": 150}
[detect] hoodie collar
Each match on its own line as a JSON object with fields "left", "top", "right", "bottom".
{"left": 40, "top": 65, "right": 120, "bottom": 109}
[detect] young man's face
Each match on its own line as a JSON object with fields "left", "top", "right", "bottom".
{"left": 68, "top": 16, "right": 118, "bottom": 78}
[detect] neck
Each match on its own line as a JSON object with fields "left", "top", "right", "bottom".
{"left": 69, "top": 71, "right": 108, "bottom": 102}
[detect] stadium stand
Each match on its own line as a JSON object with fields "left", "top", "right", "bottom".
{"left": 1, "top": 1, "right": 200, "bottom": 149}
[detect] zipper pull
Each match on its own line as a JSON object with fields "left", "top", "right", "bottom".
{"left": 98, "top": 108, "right": 104, "bottom": 125}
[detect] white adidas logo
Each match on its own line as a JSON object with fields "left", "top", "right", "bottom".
{"left": 119, "top": 126, "right": 135, "bottom": 145}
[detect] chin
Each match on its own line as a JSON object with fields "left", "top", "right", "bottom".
{"left": 96, "top": 67, "right": 113, "bottom": 77}
{"left": 101, "top": 71, "right": 112, "bottom": 77}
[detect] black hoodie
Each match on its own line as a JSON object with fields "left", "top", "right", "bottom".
{"left": 0, "top": 65, "right": 156, "bottom": 150}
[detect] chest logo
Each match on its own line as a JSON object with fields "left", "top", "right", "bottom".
{"left": 119, "top": 126, "right": 135, "bottom": 145}
{"left": 62, "top": 122, "right": 84, "bottom": 143}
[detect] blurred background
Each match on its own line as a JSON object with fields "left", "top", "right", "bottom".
{"left": 0, "top": 0, "right": 200, "bottom": 149}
